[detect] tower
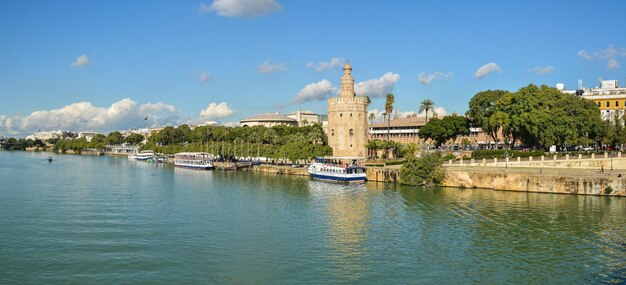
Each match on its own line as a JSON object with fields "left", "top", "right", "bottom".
{"left": 327, "top": 61, "right": 369, "bottom": 158}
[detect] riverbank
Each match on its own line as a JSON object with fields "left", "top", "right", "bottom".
{"left": 249, "top": 163, "right": 625, "bottom": 197}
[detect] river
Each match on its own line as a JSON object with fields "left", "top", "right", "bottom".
{"left": 0, "top": 151, "right": 624, "bottom": 284}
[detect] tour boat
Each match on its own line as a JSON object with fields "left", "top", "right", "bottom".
{"left": 174, "top": 152, "right": 214, "bottom": 170}
{"left": 307, "top": 157, "right": 367, "bottom": 183}
{"left": 135, "top": 150, "right": 156, "bottom": 161}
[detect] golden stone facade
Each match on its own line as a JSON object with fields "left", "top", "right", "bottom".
{"left": 327, "top": 62, "right": 369, "bottom": 157}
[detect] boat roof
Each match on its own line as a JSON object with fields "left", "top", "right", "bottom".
{"left": 175, "top": 152, "right": 212, "bottom": 155}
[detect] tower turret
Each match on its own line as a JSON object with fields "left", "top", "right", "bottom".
{"left": 340, "top": 61, "right": 355, "bottom": 98}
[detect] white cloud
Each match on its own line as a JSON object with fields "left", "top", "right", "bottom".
{"left": 256, "top": 60, "right": 287, "bottom": 74}
{"left": 608, "top": 58, "right": 620, "bottom": 70}
{"left": 0, "top": 99, "right": 181, "bottom": 135}
{"left": 474, "top": 63, "right": 501, "bottom": 79}
{"left": 307, "top": 57, "right": 345, "bottom": 72}
{"left": 199, "top": 102, "right": 235, "bottom": 121}
{"left": 418, "top": 71, "right": 453, "bottom": 85}
{"left": 577, "top": 50, "right": 593, "bottom": 61}
{"left": 71, "top": 54, "right": 90, "bottom": 68}
{"left": 355, "top": 72, "right": 400, "bottom": 98}
{"left": 293, "top": 79, "right": 338, "bottom": 103}
{"left": 200, "top": 0, "right": 281, "bottom": 17}
{"left": 577, "top": 44, "right": 625, "bottom": 70}
{"left": 530, "top": 66, "right": 554, "bottom": 75}
{"left": 199, "top": 71, "right": 214, "bottom": 82}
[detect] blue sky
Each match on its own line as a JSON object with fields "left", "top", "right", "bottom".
{"left": 1, "top": 0, "right": 626, "bottom": 136}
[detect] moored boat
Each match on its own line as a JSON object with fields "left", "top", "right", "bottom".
{"left": 307, "top": 157, "right": 366, "bottom": 183}
{"left": 174, "top": 152, "right": 214, "bottom": 170}
{"left": 135, "top": 150, "right": 155, "bottom": 161}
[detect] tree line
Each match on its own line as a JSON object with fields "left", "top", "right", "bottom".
{"left": 466, "top": 84, "right": 607, "bottom": 150}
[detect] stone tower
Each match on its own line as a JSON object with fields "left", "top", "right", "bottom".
{"left": 327, "top": 61, "right": 369, "bottom": 157}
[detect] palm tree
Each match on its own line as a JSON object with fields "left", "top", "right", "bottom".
{"left": 369, "top": 112, "right": 376, "bottom": 125}
{"left": 418, "top": 99, "right": 435, "bottom": 123}
{"left": 384, "top": 93, "right": 395, "bottom": 142}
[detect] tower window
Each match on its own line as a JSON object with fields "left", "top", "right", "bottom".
{"left": 606, "top": 102, "right": 610, "bottom": 108}
{"left": 331, "top": 129, "right": 334, "bottom": 136}
{"left": 350, "top": 113, "right": 352, "bottom": 117}
{"left": 340, "top": 113, "right": 342, "bottom": 117}
{"left": 349, "top": 129, "right": 354, "bottom": 136}
{"left": 616, "top": 101, "right": 620, "bottom": 107}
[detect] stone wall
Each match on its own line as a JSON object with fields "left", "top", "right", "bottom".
{"left": 444, "top": 167, "right": 625, "bottom": 196}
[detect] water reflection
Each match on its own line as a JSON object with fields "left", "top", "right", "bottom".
{"left": 307, "top": 181, "right": 370, "bottom": 280}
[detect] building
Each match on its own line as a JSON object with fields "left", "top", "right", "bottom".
{"left": 576, "top": 80, "right": 626, "bottom": 121}
{"left": 285, "top": 110, "right": 323, "bottom": 126}
{"left": 26, "top": 130, "right": 75, "bottom": 141}
{"left": 327, "top": 61, "right": 368, "bottom": 157}
{"left": 239, "top": 113, "right": 298, "bottom": 127}
{"left": 369, "top": 116, "right": 499, "bottom": 148}
{"left": 369, "top": 116, "right": 426, "bottom": 143}
{"left": 77, "top": 131, "right": 100, "bottom": 142}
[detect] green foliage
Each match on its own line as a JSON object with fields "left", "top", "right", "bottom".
{"left": 384, "top": 160, "right": 406, "bottom": 166}
{"left": 418, "top": 114, "right": 470, "bottom": 147}
{"left": 106, "top": 131, "right": 124, "bottom": 145}
{"left": 418, "top": 99, "right": 435, "bottom": 122}
{"left": 604, "top": 186, "right": 613, "bottom": 195}
{"left": 124, "top": 133, "right": 144, "bottom": 145}
{"left": 442, "top": 153, "right": 456, "bottom": 160}
{"left": 142, "top": 123, "right": 330, "bottom": 161}
{"left": 471, "top": 149, "right": 544, "bottom": 159}
{"left": 468, "top": 85, "right": 604, "bottom": 149}
{"left": 466, "top": 90, "right": 509, "bottom": 144}
{"left": 399, "top": 152, "right": 446, "bottom": 186}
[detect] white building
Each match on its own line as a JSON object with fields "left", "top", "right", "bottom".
{"left": 77, "top": 131, "right": 100, "bottom": 142}
{"left": 285, "top": 110, "right": 323, "bottom": 127}
{"left": 239, "top": 113, "right": 298, "bottom": 127}
{"left": 26, "top": 130, "right": 74, "bottom": 141}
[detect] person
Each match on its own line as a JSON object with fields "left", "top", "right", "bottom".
{"left": 600, "top": 165, "right": 604, "bottom": 173}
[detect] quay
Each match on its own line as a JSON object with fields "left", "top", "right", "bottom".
{"left": 248, "top": 154, "right": 626, "bottom": 196}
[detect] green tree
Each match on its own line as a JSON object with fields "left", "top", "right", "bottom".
{"left": 418, "top": 99, "right": 435, "bottom": 123}
{"left": 384, "top": 93, "right": 395, "bottom": 141}
{"left": 124, "top": 133, "right": 145, "bottom": 145}
{"left": 369, "top": 112, "right": 376, "bottom": 125}
{"left": 106, "top": 131, "right": 124, "bottom": 145}
{"left": 418, "top": 115, "right": 470, "bottom": 147}
{"left": 399, "top": 152, "right": 446, "bottom": 186}
{"left": 466, "top": 90, "right": 509, "bottom": 146}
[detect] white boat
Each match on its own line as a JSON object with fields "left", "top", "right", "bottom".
{"left": 135, "top": 150, "right": 156, "bottom": 161}
{"left": 174, "top": 152, "right": 214, "bottom": 170}
{"left": 307, "top": 157, "right": 366, "bottom": 183}
{"left": 128, "top": 151, "right": 138, "bottom": 160}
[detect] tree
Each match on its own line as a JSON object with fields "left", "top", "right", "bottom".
{"left": 369, "top": 112, "right": 376, "bottom": 125}
{"left": 399, "top": 152, "right": 446, "bottom": 186}
{"left": 466, "top": 90, "right": 509, "bottom": 146}
{"left": 125, "top": 133, "right": 145, "bottom": 145}
{"left": 418, "top": 115, "right": 470, "bottom": 147}
{"left": 384, "top": 93, "right": 395, "bottom": 142}
{"left": 106, "top": 131, "right": 124, "bottom": 145}
{"left": 418, "top": 99, "right": 435, "bottom": 123}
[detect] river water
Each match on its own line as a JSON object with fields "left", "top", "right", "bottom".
{"left": 0, "top": 151, "right": 624, "bottom": 284}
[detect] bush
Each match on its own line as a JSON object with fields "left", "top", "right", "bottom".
{"left": 385, "top": 160, "right": 406, "bottom": 166}
{"left": 605, "top": 186, "right": 613, "bottom": 195}
{"left": 442, "top": 153, "right": 456, "bottom": 161}
{"left": 399, "top": 153, "right": 446, "bottom": 186}
{"left": 471, "top": 149, "right": 544, "bottom": 159}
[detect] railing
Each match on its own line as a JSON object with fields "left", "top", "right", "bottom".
{"left": 445, "top": 152, "right": 623, "bottom": 168}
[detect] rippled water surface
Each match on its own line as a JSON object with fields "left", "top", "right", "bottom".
{"left": 0, "top": 151, "right": 625, "bottom": 284}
